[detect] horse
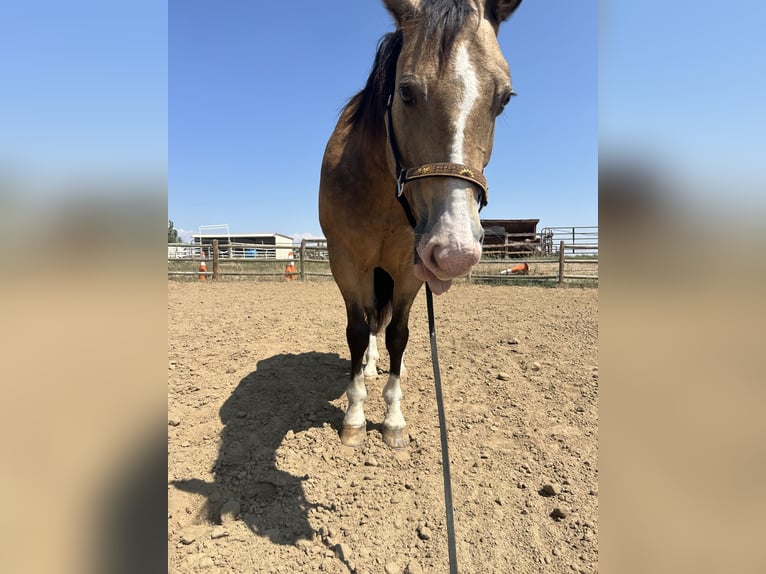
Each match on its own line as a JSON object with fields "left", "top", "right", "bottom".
{"left": 319, "top": 0, "right": 523, "bottom": 449}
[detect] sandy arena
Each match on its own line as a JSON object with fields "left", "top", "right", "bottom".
{"left": 168, "top": 280, "right": 598, "bottom": 573}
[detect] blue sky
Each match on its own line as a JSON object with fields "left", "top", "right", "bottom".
{"left": 0, "top": 1, "right": 167, "bottom": 188}
{"left": 600, "top": 1, "right": 766, "bottom": 203}
{"left": 3, "top": 2, "right": 762, "bottom": 244}
{"left": 169, "top": 0, "right": 598, "bottom": 240}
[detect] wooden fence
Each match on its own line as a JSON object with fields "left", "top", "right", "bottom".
{"left": 168, "top": 237, "right": 597, "bottom": 284}
{"left": 470, "top": 240, "right": 598, "bottom": 284}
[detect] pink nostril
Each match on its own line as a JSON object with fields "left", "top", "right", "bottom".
{"left": 430, "top": 245, "right": 443, "bottom": 269}
{"left": 418, "top": 241, "right": 438, "bottom": 270}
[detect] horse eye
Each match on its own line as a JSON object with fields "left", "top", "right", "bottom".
{"left": 399, "top": 84, "right": 415, "bottom": 104}
{"left": 497, "top": 89, "right": 516, "bottom": 116}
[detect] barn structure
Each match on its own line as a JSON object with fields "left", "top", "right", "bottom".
{"left": 191, "top": 231, "right": 294, "bottom": 259}
{"left": 480, "top": 219, "right": 542, "bottom": 257}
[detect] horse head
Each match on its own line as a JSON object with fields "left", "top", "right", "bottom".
{"left": 383, "top": 0, "right": 522, "bottom": 294}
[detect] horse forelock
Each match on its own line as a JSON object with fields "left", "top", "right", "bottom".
{"left": 345, "top": 0, "right": 477, "bottom": 139}
{"left": 419, "top": 0, "right": 477, "bottom": 69}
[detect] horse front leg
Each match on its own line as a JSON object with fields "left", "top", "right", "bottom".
{"left": 363, "top": 332, "right": 380, "bottom": 378}
{"left": 382, "top": 308, "right": 411, "bottom": 449}
{"left": 341, "top": 304, "right": 369, "bottom": 447}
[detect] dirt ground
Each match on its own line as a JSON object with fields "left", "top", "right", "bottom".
{"left": 168, "top": 280, "right": 598, "bottom": 573}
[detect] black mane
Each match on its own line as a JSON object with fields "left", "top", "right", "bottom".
{"left": 345, "top": 0, "right": 476, "bottom": 140}
{"left": 345, "top": 30, "right": 403, "bottom": 142}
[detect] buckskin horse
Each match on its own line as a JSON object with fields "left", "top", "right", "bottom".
{"left": 319, "top": 0, "right": 523, "bottom": 448}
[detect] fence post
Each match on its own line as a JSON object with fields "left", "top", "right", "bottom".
{"left": 212, "top": 239, "right": 220, "bottom": 280}
{"left": 558, "top": 240, "right": 565, "bottom": 284}
{"left": 300, "top": 239, "right": 306, "bottom": 282}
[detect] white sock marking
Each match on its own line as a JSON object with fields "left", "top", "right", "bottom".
{"left": 344, "top": 372, "right": 367, "bottom": 428}
{"left": 364, "top": 333, "right": 379, "bottom": 377}
{"left": 382, "top": 373, "right": 406, "bottom": 430}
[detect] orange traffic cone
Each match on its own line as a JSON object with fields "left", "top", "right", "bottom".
{"left": 284, "top": 251, "right": 296, "bottom": 281}
{"left": 500, "top": 262, "right": 529, "bottom": 275}
{"left": 510, "top": 262, "right": 529, "bottom": 275}
{"left": 198, "top": 260, "right": 207, "bottom": 281}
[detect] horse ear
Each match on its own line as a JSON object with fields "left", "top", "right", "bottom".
{"left": 485, "top": 0, "right": 523, "bottom": 27}
{"left": 383, "top": 0, "right": 419, "bottom": 25}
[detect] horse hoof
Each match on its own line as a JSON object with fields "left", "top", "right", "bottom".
{"left": 340, "top": 425, "right": 366, "bottom": 447}
{"left": 382, "top": 426, "right": 409, "bottom": 449}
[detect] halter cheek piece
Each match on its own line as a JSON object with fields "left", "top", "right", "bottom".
{"left": 385, "top": 95, "right": 489, "bottom": 229}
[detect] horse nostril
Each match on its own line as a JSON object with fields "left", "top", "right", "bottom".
{"left": 428, "top": 244, "right": 441, "bottom": 270}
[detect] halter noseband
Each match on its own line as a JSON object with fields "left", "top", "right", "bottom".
{"left": 385, "top": 95, "right": 489, "bottom": 228}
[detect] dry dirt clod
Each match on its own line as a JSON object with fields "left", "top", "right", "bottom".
{"left": 540, "top": 483, "right": 560, "bottom": 497}
{"left": 405, "top": 560, "right": 424, "bottom": 574}
{"left": 384, "top": 562, "right": 402, "bottom": 574}
{"left": 550, "top": 507, "right": 569, "bottom": 520}
{"left": 417, "top": 525, "right": 432, "bottom": 540}
{"left": 497, "top": 372, "right": 511, "bottom": 381}
{"left": 179, "top": 531, "right": 196, "bottom": 545}
{"left": 210, "top": 526, "right": 228, "bottom": 539}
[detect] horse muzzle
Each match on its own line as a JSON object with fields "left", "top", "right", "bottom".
{"left": 413, "top": 191, "right": 484, "bottom": 294}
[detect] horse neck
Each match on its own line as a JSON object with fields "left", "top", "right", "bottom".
{"left": 346, "top": 113, "right": 392, "bottom": 189}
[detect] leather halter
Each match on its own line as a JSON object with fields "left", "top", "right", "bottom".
{"left": 385, "top": 95, "right": 489, "bottom": 228}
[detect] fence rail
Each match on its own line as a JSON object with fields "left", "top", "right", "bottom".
{"left": 539, "top": 226, "right": 598, "bottom": 256}
{"left": 169, "top": 233, "right": 597, "bottom": 284}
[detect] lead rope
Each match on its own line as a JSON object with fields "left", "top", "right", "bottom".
{"left": 387, "top": 94, "right": 459, "bottom": 572}
{"left": 426, "top": 284, "right": 459, "bottom": 574}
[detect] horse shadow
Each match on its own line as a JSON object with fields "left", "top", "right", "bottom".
{"left": 173, "top": 351, "right": 348, "bottom": 545}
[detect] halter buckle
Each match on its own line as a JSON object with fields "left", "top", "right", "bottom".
{"left": 396, "top": 170, "right": 407, "bottom": 197}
